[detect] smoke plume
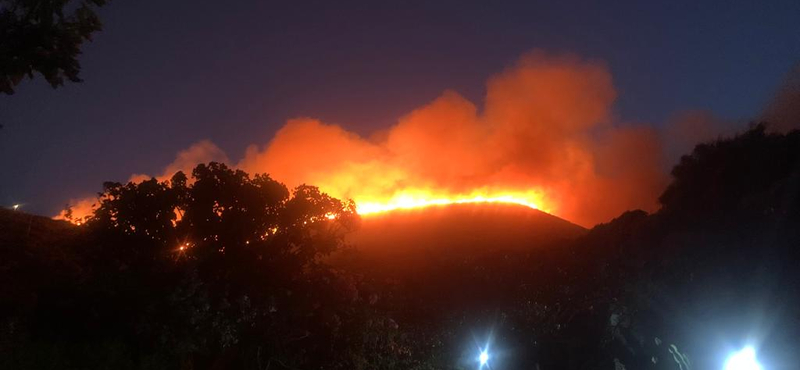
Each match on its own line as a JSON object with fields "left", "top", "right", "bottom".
{"left": 237, "top": 51, "right": 667, "bottom": 226}
{"left": 56, "top": 140, "right": 227, "bottom": 222}
{"left": 61, "top": 51, "right": 672, "bottom": 227}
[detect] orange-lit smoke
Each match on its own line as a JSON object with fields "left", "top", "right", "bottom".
{"left": 55, "top": 140, "right": 227, "bottom": 223}
{"left": 238, "top": 52, "right": 667, "bottom": 226}
{"left": 59, "top": 51, "right": 669, "bottom": 227}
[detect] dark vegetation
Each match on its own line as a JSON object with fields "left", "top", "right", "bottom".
{"left": 2, "top": 124, "right": 800, "bottom": 369}
{"left": 0, "top": 0, "right": 106, "bottom": 95}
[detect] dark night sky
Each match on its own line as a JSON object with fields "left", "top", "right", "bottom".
{"left": 1, "top": 0, "right": 799, "bottom": 216}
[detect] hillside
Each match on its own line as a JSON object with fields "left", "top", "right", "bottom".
{"left": 2, "top": 125, "right": 800, "bottom": 370}
{"left": 0, "top": 208, "right": 86, "bottom": 329}
{"left": 349, "top": 202, "right": 584, "bottom": 253}
{"left": 0, "top": 207, "right": 79, "bottom": 248}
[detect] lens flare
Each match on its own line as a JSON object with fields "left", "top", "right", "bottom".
{"left": 479, "top": 349, "right": 489, "bottom": 366}
{"left": 724, "top": 347, "right": 763, "bottom": 370}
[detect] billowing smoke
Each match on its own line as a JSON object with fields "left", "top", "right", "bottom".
{"left": 60, "top": 51, "right": 672, "bottom": 227}
{"left": 237, "top": 52, "right": 667, "bottom": 226}
{"left": 56, "top": 140, "right": 227, "bottom": 222}
{"left": 129, "top": 140, "right": 229, "bottom": 183}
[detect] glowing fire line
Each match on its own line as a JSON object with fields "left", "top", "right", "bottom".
{"left": 56, "top": 186, "right": 553, "bottom": 224}
{"left": 353, "top": 189, "right": 551, "bottom": 216}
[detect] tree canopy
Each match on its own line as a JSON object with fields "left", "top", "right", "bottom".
{"left": 3, "top": 127, "right": 800, "bottom": 369}
{"left": 0, "top": 0, "right": 106, "bottom": 94}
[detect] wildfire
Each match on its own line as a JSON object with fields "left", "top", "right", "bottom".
{"left": 56, "top": 51, "right": 669, "bottom": 228}
{"left": 352, "top": 189, "right": 552, "bottom": 215}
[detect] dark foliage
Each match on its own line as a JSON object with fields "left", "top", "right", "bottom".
{"left": 2, "top": 125, "right": 800, "bottom": 369}
{"left": 0, "top": 0, "right": 106, "bottom": 94}
{"left": 330, "top": 124, "right": 800, "bottom": 370}
{"left": 660, "top": 123, "right": 800, "bottom": 223}
{"left": 0, "top": 163, "right": 399, "bottom": 369}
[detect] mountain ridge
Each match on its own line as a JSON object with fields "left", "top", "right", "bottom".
{"left": 349, "top": 203, "right": 586, "bottom": 254}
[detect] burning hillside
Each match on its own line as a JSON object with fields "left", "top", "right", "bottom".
{"left": 58, "top": 51, "right": 668, "bottom": 227}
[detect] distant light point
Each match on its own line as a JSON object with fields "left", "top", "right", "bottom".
{"left": 479, "top": 349, "right": 489, "bottom": 366}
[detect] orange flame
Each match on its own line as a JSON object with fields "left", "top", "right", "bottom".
{"left": 353, "top": 189, "right": 551, "bottom": 215}
{"left": 57, "top": 51, "right": 669, "bottom": 227}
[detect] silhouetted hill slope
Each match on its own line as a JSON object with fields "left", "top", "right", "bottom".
{"left": 349, "top": 203, "right": 585, "bottom": 253}
{"left": 0, "top": 208, "right": 84, "bottom": 278}
{"left": 557, "top": 124, "right": 800, "bottom": 370}
{"left": 4, "top": 125, "right": 800, "bottom": 370}
{"left": 336, "top": 203, "right": 585, "bottom": 283}
{"left": 336, "top": 125, "right": 800, "bottom": 370}
{"left": 0, "top": 208, "right": 86, "bottom": 325}
{"left": 0, "top": 208, "right": 79, "bottom": 247}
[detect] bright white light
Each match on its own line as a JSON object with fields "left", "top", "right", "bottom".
{"left": 479, "top": 350, "right": 489, "bottom": 366}
{"left": 724, "top": 347, "right": 762, "bottom": 370}
{"left": 12, "top": 204, "right": 20, "bottom": 210}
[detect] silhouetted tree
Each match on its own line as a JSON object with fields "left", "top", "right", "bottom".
{"left": 4, "top": 126, "right": 800, "bottom": 369}
{"left": 0, "top": 0, "right": 107, "bottom": 94}
{"left": 660, "top": 123, "right": 800, "bottom": 224}
{"left": 84, "top": 162, "right": 367, "bottom": 368}
{"left": 1, "top": 163, "right": 387, "bottom": 369}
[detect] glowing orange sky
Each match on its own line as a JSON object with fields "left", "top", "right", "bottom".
{"left": 58, "top": 51, "right": 669, "bottom": 227}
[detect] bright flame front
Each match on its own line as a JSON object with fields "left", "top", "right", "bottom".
{"left": 353, "top": 188, "right": 553, "bottom": 216}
